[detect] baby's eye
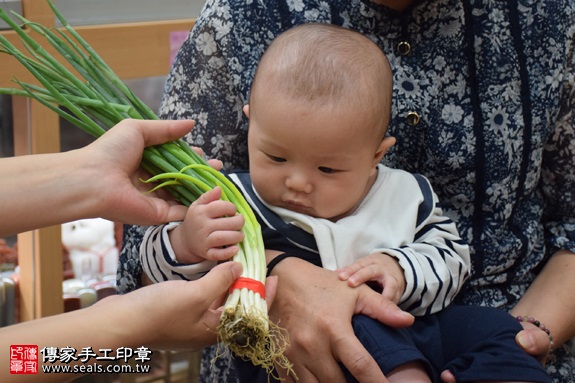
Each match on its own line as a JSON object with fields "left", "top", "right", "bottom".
{"left": 267, "top": 154, "right": 286, "bottom": 163}
{"left": 318, "top": 166, "right": 334, "bottom": 174}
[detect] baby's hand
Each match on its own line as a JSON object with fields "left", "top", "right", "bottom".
{"left": 170, "top": 187, "right": 245, "bottom": 263}
{"left": 337, "top": 252, "right": 405, "bottom": 304}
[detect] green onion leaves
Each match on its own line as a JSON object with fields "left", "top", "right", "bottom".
{"left": 0, "top": 1, "right": 291, "bottom": 375}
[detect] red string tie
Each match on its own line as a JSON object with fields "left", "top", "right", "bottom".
{"left": 229, "top": 277, "right": 266, "bottom": 300}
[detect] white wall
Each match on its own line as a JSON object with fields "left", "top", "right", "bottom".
{"left": 0, "top": 0, "right": 23, "bottom": 30}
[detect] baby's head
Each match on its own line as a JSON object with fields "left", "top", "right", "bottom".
{"left": 246, "top": 23, "right": 395, "bottom": 220}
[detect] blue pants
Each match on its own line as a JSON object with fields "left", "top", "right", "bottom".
{"left": 234, "top": 305, "right": 551, "bottom": 383}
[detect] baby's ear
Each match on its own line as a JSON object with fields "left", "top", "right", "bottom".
{"left": 243, "top": 104, "right": 250, "bottom": 118}
{"left": 373, "top": 136, "right": 396, "bottom": 165}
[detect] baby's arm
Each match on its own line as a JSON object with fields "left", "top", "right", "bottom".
{"left": 339, "top": 175, "right": 470, "bottom": 316}
{"left": 140, "top": 187, "right": 245, "bottom": 283}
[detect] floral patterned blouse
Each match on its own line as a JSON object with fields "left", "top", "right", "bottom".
{"left": 118, "top": 0, "right": 575, "bottom": 381}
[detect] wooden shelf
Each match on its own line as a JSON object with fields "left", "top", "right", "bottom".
{"left": 1, "top": 19, "right": 194, "bottom": 87}
{"left": 1, "top": 1, "right": 194, "bottom": 321}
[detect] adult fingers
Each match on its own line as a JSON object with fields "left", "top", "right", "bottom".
{"left": 276, "top": 367, "right": 319, "bottom": 383}
{"left": 277, "top": 344, "right": 347, "bottom": 383}
{"left": 195, "top": 262, "right": 243, "bottom": 304}
{"left": 206, "top": 158, "right": 223, "bottom": 171}
{"left": 137, "top": 119, "right": 195, "bottom": 147}
{"left": 190, "top": 262, "right": 242, "bottom": 334}
{"left": 440, "top": 369, "right": 457, "bottom": 383}
{"left": 125, "top": 195, "right": 187, "bottom": 225}
{"left": 189, "top": 145, "right": 223, "bottom": 171}
{"left": 264, "top": 275, "right": 278, "bottom": 310}
{"left": 516, "top": 327, "right": 551, "bottom": 364}
{"left": 354, "top": 285, "right": 414, "bottom": 328}
{"left": 335, "top": 334, "right": 389, "bottom": 383}
{"left": 162, "top": 203, "right": 188, "bottom": 223}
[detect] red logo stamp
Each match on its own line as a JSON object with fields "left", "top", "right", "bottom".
{"left": 10, "top": 345, "right": 39, "bottom": 374}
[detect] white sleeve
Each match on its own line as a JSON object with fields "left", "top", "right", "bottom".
{"left": 139, "top": 222, "right": 217, "bottom": 282}
{"left": 373, "top": 188, "right": 470, "bottom": 316}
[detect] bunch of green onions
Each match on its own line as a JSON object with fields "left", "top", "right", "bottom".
{"left": 0, "top": 1, "right": 290, "bottom": 373}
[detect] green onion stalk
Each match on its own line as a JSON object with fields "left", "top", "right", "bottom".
{"left": 0, "top": 1, "right": 291, "bottom": 375}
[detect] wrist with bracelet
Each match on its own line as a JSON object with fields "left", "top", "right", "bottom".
{"left": 516, "top": 315, "right": 555, "bottom": 351}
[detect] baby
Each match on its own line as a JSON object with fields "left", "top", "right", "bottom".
{"left": 141, "top": 24, "right": 551, "bottom": 383}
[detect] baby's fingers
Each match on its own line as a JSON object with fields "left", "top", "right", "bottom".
{"left": 337, "top": 258, "right": 372, "bottom": 283}
{"left": 204, "top": 225, "right": 245, "bottom": 261}
{"left": 207, "top": 227, "right": 245, "bottom": 247}
{"left": 206, "top": 244, "right": 242, "bottom": 261}
{"left": 192, "top": 186, "right": 223, "bottom": 207}
{"left": 342, "top": 266, "right": 380, "bottom": 288}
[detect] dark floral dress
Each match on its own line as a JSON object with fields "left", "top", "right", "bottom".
{"left": 118, "top": 0, "right": 575, "bottom": 381}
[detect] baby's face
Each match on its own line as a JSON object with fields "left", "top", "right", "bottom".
{"left": 247, "top": 98, "right": 387, "bottom": 221}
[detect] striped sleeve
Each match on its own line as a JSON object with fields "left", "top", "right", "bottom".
{"left": 373, "top": 174, "right": 471, "bottom": 316}
{"left": 140, "top": 222, "right": 217, "bottom": 283}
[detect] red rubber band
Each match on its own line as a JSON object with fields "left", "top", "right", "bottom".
{"left": 229, "top": 277, "right": 266, "bottom": 299}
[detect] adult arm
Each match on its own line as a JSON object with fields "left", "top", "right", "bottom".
{"left": 0, "top": 261, "right": 246, "bottom": 383}
{"left": 0, "top": 119, "right": 196, "bottom": 236}
{"left": 512, "top": 36, "right": 575, "bottom": 358}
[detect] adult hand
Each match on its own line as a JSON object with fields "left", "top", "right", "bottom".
{"left": 515, "top": 324, "right": 552, "bottom": 364}
{"left": 269, "top": 258, "right": 414, "bottom": 382}
{"left": 99, "top": 261, "right": 276, "bottom": 350}
{"left": 83, "top": 119, "right": 221, "bottom": 225}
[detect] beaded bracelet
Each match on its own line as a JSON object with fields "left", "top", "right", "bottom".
{"left": 516, "top": 315, "right": 555, "bottom": 350}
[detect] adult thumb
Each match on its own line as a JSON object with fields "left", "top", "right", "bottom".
{"left": 516, "top": 328, "right": 551, "bottom": 363}
{"left": 199, "top": 261, "right": 243, "bottom": 301}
